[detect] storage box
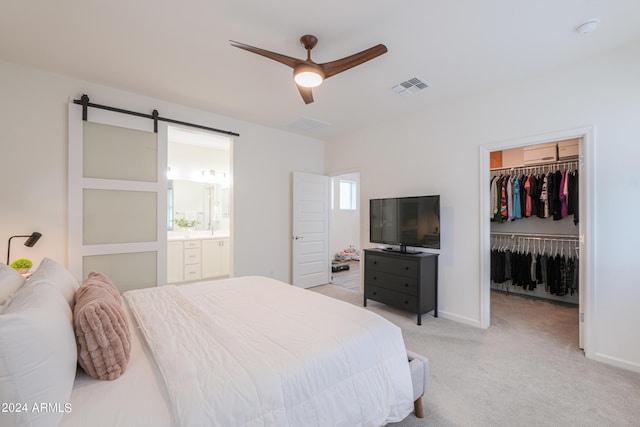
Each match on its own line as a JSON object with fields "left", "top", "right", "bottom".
{"left": 558, "top": 138, "right": 580, "bottom": 160}
{"left": 523, "top": 142, "right": 558, "bottom": 165}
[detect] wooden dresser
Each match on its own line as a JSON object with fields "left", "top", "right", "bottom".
{"left": 363, "top": 249, "right": 438, "bottom": 325}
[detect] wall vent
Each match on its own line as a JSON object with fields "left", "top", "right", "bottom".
{"left": 392, "top": 77, "right": 430, "bottom": 96}
{"left": 288, "top": 117, "right": 330, "bottom": 131}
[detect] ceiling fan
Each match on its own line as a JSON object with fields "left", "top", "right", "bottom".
{"left": 229, "top": 35, "right": 387, "bottom": 104}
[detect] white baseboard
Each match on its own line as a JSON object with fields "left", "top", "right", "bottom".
{"left": 437, "top": 310, "right": 482, "bottom": 328}
{"left": 591, "top": 352, "right": 640, "bottom": 374}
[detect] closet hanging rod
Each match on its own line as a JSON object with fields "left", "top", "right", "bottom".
{"left": 73, "top": 94, "right": 240, "bottom": 137}
{"left": 490, "top": 159, "right": 578, "bottom": 173}
{"left": 490, "top": 232, "right": 579, "bottom": 241}
{"left": 492, "top": 237, "right": 579, "bottom": 244}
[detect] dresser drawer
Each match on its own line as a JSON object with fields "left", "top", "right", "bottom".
{"left": 365, "top": 270, "right": 418, "bottom": 295}
{"left": 184, "top": 248, "right": 201, "bottom": 264}
{"left": 184, "top": 263, "right": 201, "bottom": 281}
{"left": 365, "top": 285, "right": 417, "bottom": 312}
{"left": 367, "top": 254, "right": 418, "bottom": 278}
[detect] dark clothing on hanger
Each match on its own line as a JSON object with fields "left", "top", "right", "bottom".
{"left": 490, "top": 240, "right": 579, "bottom": 299}
{"left": 566, "top": 257, "right": 576, "bottom": 295}
{"left": 504, "top": 250, "right": 512, "bottom": 280}
{"left": 529, "top": 175, "right": 538, "bottom": 217}
{"left": 552, "top": 170, "right": 563, "bottom": 220}
{"left": 570, "top": 170, "right": 579, "bottom": 224}
{"left": 520, "top": 175, "right": 528, "bottom": 218}
{"left": 536, "top": 254, "right": 543, "bottom": 284}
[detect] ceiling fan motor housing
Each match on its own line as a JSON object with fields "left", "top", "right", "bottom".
{"left": 300, "top": 35, "right": 318, "bottom": 50}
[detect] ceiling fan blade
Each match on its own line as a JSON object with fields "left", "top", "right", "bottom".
{"left": 320, "top": 44, "right": 388, "bottom": 79}
{"left": 297, "top": 85, "right": 314, "bottom": 104}
{"left": 229, "top": 40, "right": 302, "bottom": 69}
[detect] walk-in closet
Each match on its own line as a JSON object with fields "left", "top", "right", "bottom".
{"left": 489, "top": 138, "right": 582, "bottom": 346}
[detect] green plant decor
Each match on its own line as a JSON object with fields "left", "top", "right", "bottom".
{"left": 173, "top": 218, "right": 200, "bottom": 229}
{"left": 10, "top": 258, "right": 33, "bottom": 271}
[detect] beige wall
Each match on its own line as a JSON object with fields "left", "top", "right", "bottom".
{"left": 0, "top": 59, "right": 325, "bottom": 283}
{"left": 325, "top": 39, "right": 640, "bottom": 372}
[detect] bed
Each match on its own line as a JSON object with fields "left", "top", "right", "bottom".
{"left": 0, "top": 260, "right": 415, "bottom": 427}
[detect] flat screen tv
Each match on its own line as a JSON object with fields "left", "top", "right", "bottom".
{"left": 370, "top": 195, "right": 440, "bottom": 252}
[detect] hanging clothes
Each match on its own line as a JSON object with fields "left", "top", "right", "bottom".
{"left": 538, "top": 173, "right": 549, "bottom": 218}
{"left": 501, "top": 176, "right": 508, "bottom": 221}
{"left": 490, "top": 163, "right": 578, "bottom": 224}
{"left": 529, "top": 174, "right": 538, "bottom": 217}
{"left": 524, "top": 175, "right": 531, "bottom": 217}
{"left": 506, "top": 176, "right": 514, "bottom": 221}
{"left": 513, "top": 176, "right": 522, "bottom": 219}
{"left": 520, "top": 175, "right": 527, "bottom": 218}
{"left": 490, "top": 175, "right": 498, "bottom": 218}
{"left": 491, "top": 175, "right": 507, "bottom": 223}
{"left": 569, "top": 170, "right": 579, "bottom": 225}
{"left": 552, "top": 170, "right": 563, "bottom": 220}
{"left": 559, "top": 170, "right": 568, "bottom": 219}
{"left": 490, "top": 236, "right": 579, "bottom": 300}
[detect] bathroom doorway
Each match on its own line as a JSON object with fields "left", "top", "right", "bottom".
{"left": 166, "top": 126, "right": 233, "bottom": 283}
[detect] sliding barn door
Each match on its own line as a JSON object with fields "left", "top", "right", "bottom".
{"left": 68, "top": 101, "right": 167, "bottom": 292}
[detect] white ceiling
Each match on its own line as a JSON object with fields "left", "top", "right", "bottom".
{"left": 1, "top": 1, "right": 639, "bottom": 140}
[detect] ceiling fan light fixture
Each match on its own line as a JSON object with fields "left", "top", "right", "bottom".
{"left": 293, "top": 64, "right": 324, "bottom": 88}
{"left": 230, "top": 35, "right": 387, "bottom": 103}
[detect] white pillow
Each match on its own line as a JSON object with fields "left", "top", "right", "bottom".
{"left": 0, "top": 279, "right": 77, "bottom": 427}
{"left": 0, "top": 263, "right": 26, "bottom": 307}
{"left": 28, "top": 257, "right": 79, "bottom": 309}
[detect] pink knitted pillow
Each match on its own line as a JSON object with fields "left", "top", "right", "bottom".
{"left": 73, "top": 272, "right": 131, "bottom": 380}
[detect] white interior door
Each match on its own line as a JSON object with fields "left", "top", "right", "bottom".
{"left": 68, "top": 101, "right": 167, "bottom": 292}
{"left": 292, "top": 172, "right": 330, "bottom": 288}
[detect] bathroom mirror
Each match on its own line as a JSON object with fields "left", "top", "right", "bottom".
{"left": 168, "top": 180, "right": 230, "bottom": 233}
{"left": 167, "top": 126, "right": 231, "bottom": 236}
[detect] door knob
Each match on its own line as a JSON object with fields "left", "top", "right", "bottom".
{"left": 293, "top": 235, "right": 304, "bottom": 240}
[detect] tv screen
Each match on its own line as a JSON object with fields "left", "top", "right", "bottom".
{"left": 370, "top": 195, "right": 440, "bottom": 250}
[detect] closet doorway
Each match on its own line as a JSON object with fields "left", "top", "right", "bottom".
{"left": 480, "top": 126, "right": 595, "bottom": 356}
{"left": 330, "top": 172, "right": 361, "bottom": 293}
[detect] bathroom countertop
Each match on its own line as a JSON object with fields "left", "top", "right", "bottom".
{"left": 168, "top": 232, "right": 230, "bottom": 241}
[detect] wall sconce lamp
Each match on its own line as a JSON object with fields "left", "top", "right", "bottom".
{"left": 6, "top": 232, "right": 42, "bottom": 265}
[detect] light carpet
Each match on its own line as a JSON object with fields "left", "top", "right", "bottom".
{"left": 310, "top": 285, "right": 640, "bottom": 427}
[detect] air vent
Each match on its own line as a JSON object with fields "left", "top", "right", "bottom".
{"left": 288, "top": 117, "right": 330, "bottom": 131}
{"left": 392, "top": 77, "right": 430, "bottom": 96}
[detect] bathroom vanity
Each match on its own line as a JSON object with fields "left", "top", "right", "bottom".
{"left": 168, "top": 233, "right": 230, "bottom": 284}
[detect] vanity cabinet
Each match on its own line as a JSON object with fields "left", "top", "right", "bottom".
{"left": 168, "top": 237, "right": 230, "bottom": 284}
{"left": 183, "top": 240, "right": 202, "bottom": 282}
{"left": 202, "top": 239, "right": 230, "bottom": 278}
{"left": 167, "top": 241, "right": 184, "bottom": 283}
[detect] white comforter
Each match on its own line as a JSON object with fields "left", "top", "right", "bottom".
{"left": 124, "top": 276, "right": 413, "bottom": 427}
